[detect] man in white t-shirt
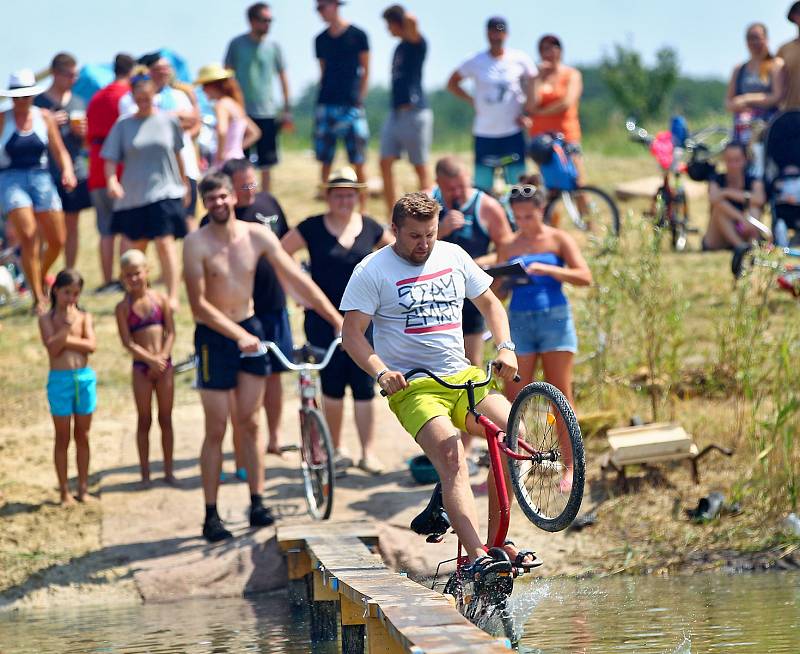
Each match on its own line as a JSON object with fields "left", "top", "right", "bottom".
{"left": 447, "top": 16, "right": 536, "bottom": 193}
{"left": 341, "top": 192, "right": 537, "bottom": 576}
{"left": 119, "top": 56, "right": 202, "bottom": 228}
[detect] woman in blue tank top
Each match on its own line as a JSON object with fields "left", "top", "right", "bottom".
{"left": 494, "top": 182, "right": 591, "bottom": 406}
{"left": 0, "top": 69, "right": 76, "bottom": 314}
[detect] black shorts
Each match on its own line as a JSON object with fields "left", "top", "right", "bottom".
{"left": 248, "top": 117, "right": 279, "bottom": 168}
{"left": 56, "top": 178, "right": 92, "bottom": 214}
{"left": 462, "top": 299, "right": 485, "bottom": 336}
{"left": 257, "top": 308, "right": 293, "bottom": 373}
{"left": 305, "top": 312, "right": 374, "bottom": 401}
{"left": 111, "top": 198, "right": 187, "bottom": 241}
{"left": 194, "top": 316, "right": 269, "bottom": 390}
{"left": 185, "top": 178, "right": 198, "bottom": 219}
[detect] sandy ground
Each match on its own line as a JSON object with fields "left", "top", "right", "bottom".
{"left": 0, "top": 378, "right": 595, "bottom": 612}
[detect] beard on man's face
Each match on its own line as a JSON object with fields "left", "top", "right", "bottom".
{"left": 209, "top": 204, "right": 233, "bottom": 224}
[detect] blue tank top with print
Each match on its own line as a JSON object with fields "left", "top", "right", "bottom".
{"left": 508, "top": 252, "right": 568, "bottom": 312}
{"left": 432, "top": 186, "right": 491, "bottom": 259}
{"left": 0, "top": 107, "right": 49, "bottom": 171}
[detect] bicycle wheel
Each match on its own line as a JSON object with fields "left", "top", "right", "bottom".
{"left": 300, "top": 407, "right": 335, "bottom": 520}
{"left": 544, "top": 186, "right": 620, "bottom": 250}
{"left": 505, "top": 382, "right": 584, "bottom": 532}
{"left": 443, "top": 572, "right": 516, "bottom": 644}
{"left": 671, "top": 194, "right": 690, "bottom": 252}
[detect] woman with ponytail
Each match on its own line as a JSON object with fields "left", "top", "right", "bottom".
{"left": 195, "top": 64, "right": 262, "bottom": 167}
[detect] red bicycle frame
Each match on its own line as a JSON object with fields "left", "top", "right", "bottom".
{"left": 453, "top": 384, "right": 539, "bottom": 567}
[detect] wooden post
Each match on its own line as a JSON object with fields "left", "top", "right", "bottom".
{"left": 366, "top": 616, "right": 404, "bottom": 654}
{"left": 340, "top": 593, "right": 366, "bottom": 654}
{"left": 310, "top": 568, "right": 339, "bottom": 642}
{"left": 286, "top": 549, "right": 312, "bottom": 609}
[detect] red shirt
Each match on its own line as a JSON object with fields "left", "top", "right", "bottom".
{"left": 86, "top": 80, "right": 130, "bottom": 190}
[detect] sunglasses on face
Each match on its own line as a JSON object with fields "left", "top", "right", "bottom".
{"left": 240, "top": 182, "right": 258, "bottom": 191}
{"left": 254, "top": 16, "right": 272, "bottom": 23}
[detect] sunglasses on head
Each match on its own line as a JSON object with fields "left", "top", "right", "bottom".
{"left": 508, "top": 185, "right": 542, "bottom": 201}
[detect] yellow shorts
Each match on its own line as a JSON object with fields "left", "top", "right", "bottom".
{"left": 387, "top": 366, "right": 497, "bottom": 439}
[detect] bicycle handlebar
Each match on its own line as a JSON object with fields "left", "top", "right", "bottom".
{"left": 241, "top": 337, "right": 342, "bottom": 372}
{"left": 379, "top": 361, "right": 521, "bottom": 397}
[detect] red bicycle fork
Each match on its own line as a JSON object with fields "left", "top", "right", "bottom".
{"left": 454, "top": 411, "right": 538, "bottom": 568}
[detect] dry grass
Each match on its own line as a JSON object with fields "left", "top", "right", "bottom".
{"left": 0, "top": 149, "right": 797, "bottom": 589}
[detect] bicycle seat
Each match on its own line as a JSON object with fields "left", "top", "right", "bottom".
{"left": 299, "top": 343, "right": 328, "bottom": 363}
{"left": 410, "top": 482, "right": 451, "bottom": 540}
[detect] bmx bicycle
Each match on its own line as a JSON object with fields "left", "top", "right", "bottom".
{"left": 388, "top": 362, "right": 585, "bottom": 643}
{"left": 241, "top": 337, "right": 342, "bottom": 519}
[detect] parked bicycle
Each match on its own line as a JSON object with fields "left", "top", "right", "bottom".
{"left": 396, "top": 362, "right": 585, "bottom": 645}
{"left": 731, "top": 243, "right": 800, "bottom": 297}
{"left": 527, "top": 132, "right": 620, "bottom": 250}
{"left": 627, "top": 118, "right": 728, "bottom": 251}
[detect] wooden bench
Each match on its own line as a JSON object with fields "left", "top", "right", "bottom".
{"left": 277, "top": 521, "right": 512, "bottom": 654}
{"left": 600, "top": 422, "right": 732, "bottom": 486}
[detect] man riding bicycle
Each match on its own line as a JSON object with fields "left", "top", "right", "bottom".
{"left": 340, "top": 192, "right": 537, "bottom": 576}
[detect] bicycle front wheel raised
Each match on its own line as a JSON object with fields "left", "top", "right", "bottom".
{"left": 505, "top": 382, "right": 585, "bottom": 532}
{"left": 300, "top": 407, "right": 335, "bottom": 520}
{"left": 544, "top": 186, "right": 620, "bottom": 251}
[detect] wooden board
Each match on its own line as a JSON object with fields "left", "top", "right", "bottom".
{"left": 278, "top": 525, "right": 511, "bottom": 653}
{"left": 607, "top": 423, "right": 694, "bottom": 465}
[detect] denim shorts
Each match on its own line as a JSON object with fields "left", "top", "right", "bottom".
{"left": 0, "top": 169, "right": 62, "bottom": 214}
{"left": 509, "top": 304, "right": 578, "bottom": 355}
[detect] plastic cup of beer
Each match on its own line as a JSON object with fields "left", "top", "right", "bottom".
{"left": 69, "top": 109, "right": 86, "bottom": 130}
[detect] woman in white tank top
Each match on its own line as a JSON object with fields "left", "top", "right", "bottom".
{"left": 194, "top": 64, "right": 261, "bottom": 167}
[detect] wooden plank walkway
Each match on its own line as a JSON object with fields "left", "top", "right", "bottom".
{"left": 277, "top": 521, "right": 511, "bottom": 653}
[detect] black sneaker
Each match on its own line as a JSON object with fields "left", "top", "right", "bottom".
{"left": 463, "top": 548, "right": 513, "bottom": 582}
{"left": 249, "top": 504, "right": 275, "bottom": 527}
{"left": 202, "top": 515, "right": 233, "bottom": 542}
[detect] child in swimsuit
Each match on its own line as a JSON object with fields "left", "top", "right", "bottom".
{"left": 37, "top": 268, "right": 97, "bottom": 505}
{"left": 115, "top": 249, "right": 176, "bottom": 487}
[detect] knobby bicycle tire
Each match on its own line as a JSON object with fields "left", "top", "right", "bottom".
{"left": 300, "top": 407, "right": 335, "bottom": 520}
{"left": 443, "top": 572, "right": 517, "bottom": 645}
{"left": 544, "top": 186, "right": 620, "bottom": 246}
{"left": 506, "top": 382, "right": 585, "bottom": 532}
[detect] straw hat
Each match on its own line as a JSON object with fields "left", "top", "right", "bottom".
{"left": 194, "top": 63, "right": 234, "bottom": 86}
{"left": 322, "top": 166, "right": 366, "bottom": 190}
{"left": 0, "top": 69, "right": 46, "bottom": 98}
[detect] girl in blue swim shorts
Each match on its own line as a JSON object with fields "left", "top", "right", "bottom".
{"left": 38, "top": 268, "right": 97, "bottom": 504}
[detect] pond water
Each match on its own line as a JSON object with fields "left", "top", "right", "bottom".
{"left": 1, "top": 572, "right": 798, "bottom": 653}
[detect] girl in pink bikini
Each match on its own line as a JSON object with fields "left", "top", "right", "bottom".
{"left": 115, "top": 249, "right": 176, "bottom": 487}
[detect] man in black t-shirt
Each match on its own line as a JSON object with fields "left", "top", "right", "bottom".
{"left": 314, "top": 0, "right": 370, "bottom": 195}
{"left": 379, "top": 5, "right": 432, "bottom": 216}
{"left": 34, "top": 52, "right": 92, "bottom": 269}
{"left": 200, "top": 159, "right": 292, "bottom": 459}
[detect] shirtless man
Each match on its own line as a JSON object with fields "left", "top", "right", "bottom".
{"left": 184, "top": 172, "right": 343, "bottom": 542}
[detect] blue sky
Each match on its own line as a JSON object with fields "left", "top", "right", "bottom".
{"left": 1, "top": 0, "right": 796, "bottom": 98}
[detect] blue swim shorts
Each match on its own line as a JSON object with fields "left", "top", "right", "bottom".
{"left": 509, "top": 304, "right": 578, "bottom": 355}
{"left": 313, "top": 104, "right": 369, "bottom": 165}
{"left": 47, "top": 367, "right": 97, "bottom": 417}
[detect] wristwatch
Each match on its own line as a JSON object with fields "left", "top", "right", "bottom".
{"left": 496, "top": 340, "right": 516, "bottom": 352}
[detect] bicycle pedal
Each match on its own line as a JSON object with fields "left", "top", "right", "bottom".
{"left": 426, "top": 533, "right": 445, "bottom": 543}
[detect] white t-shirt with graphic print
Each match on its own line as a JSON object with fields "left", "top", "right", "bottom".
{"left": 340, "top": 241, "right": 493, "bottom": 378}
{"left": 457, "top": 49, "right": 537, "bottom": 138}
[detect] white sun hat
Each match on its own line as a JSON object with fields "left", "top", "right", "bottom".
{"left": 0, "top": 69, "right": 47, "bottom": 98}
